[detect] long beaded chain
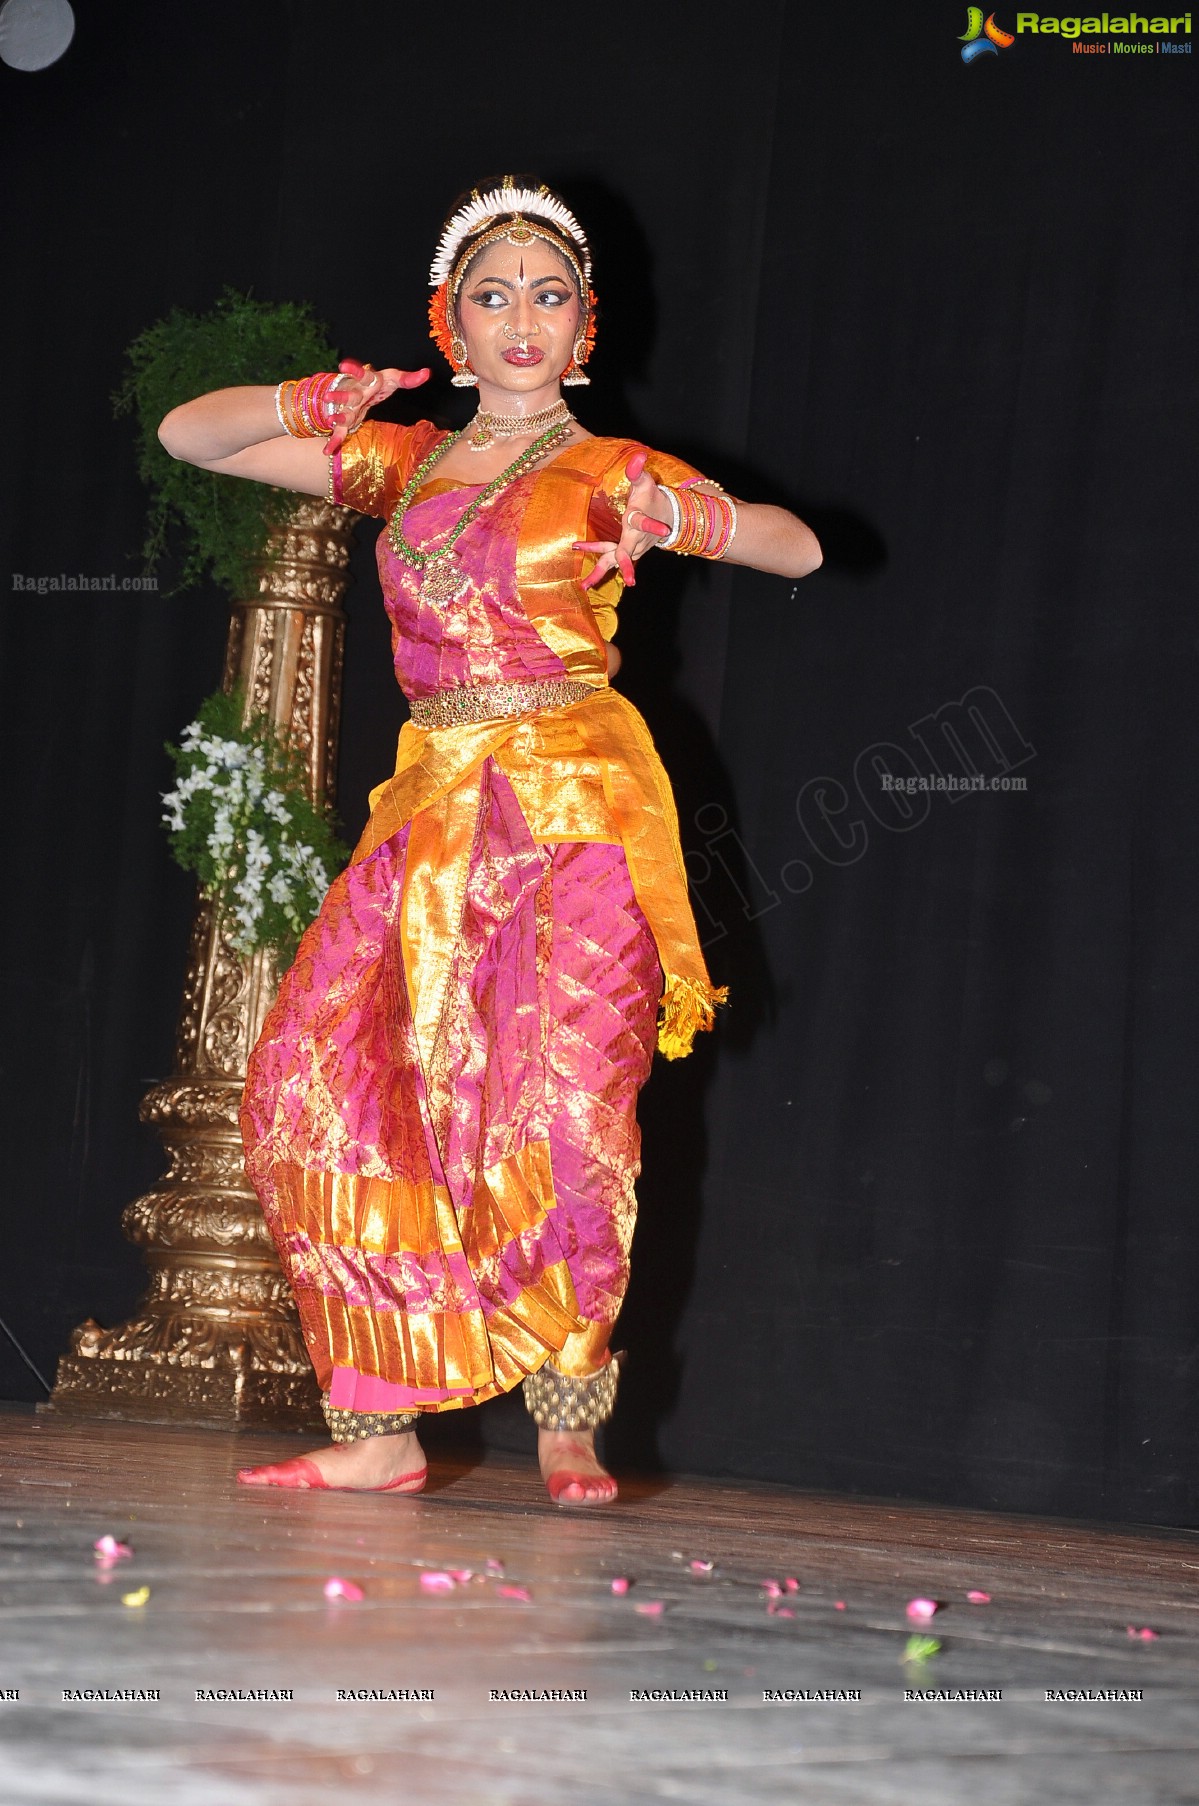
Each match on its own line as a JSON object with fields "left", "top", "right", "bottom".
{"left": 388, "top": 421, "right": 573, "bottom": 605}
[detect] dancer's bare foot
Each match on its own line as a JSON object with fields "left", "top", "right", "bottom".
{"left": 237, "top": 1429, "right": 425, "bottom": 1492}
{"left": 537, "top": 1428, "right": 618, "bottom": 1506}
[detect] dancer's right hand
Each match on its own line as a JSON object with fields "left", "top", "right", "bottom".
{"left": 324, "top": 360, "right": 431, "bottom": 454}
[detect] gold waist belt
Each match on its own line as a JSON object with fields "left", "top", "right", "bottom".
{"left": 407, "top": 678, "right": 598, "bottom": 730}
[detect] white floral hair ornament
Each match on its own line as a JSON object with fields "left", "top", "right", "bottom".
{"left": 429, "top": 178, "right": 592, "bottom": 289}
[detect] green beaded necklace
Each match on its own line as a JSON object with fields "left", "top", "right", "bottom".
{"left": 388, "top": 421, "right": 574, "bottom": 606}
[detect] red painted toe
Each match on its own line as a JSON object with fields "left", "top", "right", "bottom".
{"left": 236, "top": 1457, "right": 328, "bottom": 1490}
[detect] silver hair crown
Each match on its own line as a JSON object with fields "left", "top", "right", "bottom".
{"left": 429, "top": 181, "right": 592, "bottom": 288}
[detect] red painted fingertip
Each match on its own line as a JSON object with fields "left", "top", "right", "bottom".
{"left": 643, "top": 517, "right": 669, "bottom": 536}
{"left": 338, "top": 359, "right": 365, "bottom": 376}
{"left": 625, "top": 448, "right": 648, "bottom": 480}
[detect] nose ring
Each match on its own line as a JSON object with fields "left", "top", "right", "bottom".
{"left": 503, "top": 323, "right": 540, "bottom": 341}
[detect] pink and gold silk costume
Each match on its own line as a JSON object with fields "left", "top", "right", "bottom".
{"left": 239, "top": 422, "right": 724, "bottom": 1421}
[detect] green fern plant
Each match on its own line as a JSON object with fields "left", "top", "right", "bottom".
{"left": 114, "top": 289, "right": 337, "bottom": 595}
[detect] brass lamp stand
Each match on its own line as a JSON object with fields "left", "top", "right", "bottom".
{"left": 47, "top": 499, "right": 359, "bottom": 1429}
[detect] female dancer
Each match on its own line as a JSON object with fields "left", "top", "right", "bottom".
{"left": 158, "top": 178, "right": 821, "bottom": 1506}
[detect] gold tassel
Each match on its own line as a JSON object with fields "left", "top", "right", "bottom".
{"left": 656, "top": 974, "right": 729, "bottom": 1061}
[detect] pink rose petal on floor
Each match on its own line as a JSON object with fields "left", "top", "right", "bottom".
{"left": 1127, "top": 1625, "right": 1160, "bottom": 1640}
{"left": 610, "top": 1578, "right": 630, "bottom": 1595}
{"left": 689, "top": 1559, "right": 715, "bottom": 1572}
{"left": 498, "top": 1585, "right": 532, "bottom": 1602}
{"left": 419, "top": 1571, "right": 457, "bottom": 1594}
{"left": 834, "top": 1601, "right": 847, "bottom": 1611}
{"left": 634, "top": 1600, "right": 665, "bottom": 1616}
{"left": 93, "top": 1536, "right": 133, "bottom": 1561}
{"left": 967, "top": 1590, "right": 992, "bottom": 1604}
{"left": 485, "top": 1559, "right": 505, "bottom": 1576}
{"left": 446, "top": 1568, "right": 474, "bottom": 1583}
{"left": 906, "top": 1598, "right": 939, "bottom": 1621}
{"left": 760, "top": 1580, "right": 782, "bottom": 1597}
{"left": 783, "top": 1578, "right": 800, "bottom": 1593}
{"left": 323, "top": 1577, "right": 364, "bottom": 1601}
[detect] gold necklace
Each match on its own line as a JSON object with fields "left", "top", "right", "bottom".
{"left": 467, "top": 398, "right": 574, "bottom": 451}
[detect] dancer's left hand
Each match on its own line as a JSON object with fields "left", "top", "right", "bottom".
{"left": 572, "top": 449, "right": 670, "bottom": 589}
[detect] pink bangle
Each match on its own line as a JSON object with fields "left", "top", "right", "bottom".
{"left": 275, "top": 371, "right": 340, "bottom": 439}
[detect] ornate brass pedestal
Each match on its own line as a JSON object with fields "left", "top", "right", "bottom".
{"left": 47, "top": 499, "right": 358, "bottom": 1430}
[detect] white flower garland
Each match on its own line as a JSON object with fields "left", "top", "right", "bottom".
{"left": 161, "top": 709, "right": 341, "bottom": 958}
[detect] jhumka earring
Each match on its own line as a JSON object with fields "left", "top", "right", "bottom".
{"left": 449, "top": 335, "right": 477, "bottom": 388}
{"left": 447, "top": 335, "right": 475, "bottom": 388}
{"left": 561, "top": 331, "right": 591, "bottom": 387}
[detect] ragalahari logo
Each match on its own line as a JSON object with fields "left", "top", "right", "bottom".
{"left": 960, "top": 7, "right": 1016, "bottom": 57}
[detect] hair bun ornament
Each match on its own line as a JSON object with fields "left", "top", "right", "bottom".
{"left": 429, "top": 178, "right": 592, "bottom": 288}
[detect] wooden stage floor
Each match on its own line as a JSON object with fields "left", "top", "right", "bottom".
{"left": 1, "top": 1404, "right": 1196, "bottom": 1805}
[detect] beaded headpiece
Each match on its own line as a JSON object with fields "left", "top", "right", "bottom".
{"left": 427, "top": 177, "right": 597, "bottom": 383}
{"left": 430, "top": 179, "right": 592, "bottom": 289}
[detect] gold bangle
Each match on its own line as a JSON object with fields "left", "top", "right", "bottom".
{"left": 294, "top": 378, "right": 317, "bottom": 437}
{"left": 284, "top": 381, "right": 306, "bottom": 437}
{"left": 276, "top": 379, "right": 302, "bottom": 438}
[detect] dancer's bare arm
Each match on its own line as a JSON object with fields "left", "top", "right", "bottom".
{"left": 157, "top": 365, "right": 431, "bottom": 496}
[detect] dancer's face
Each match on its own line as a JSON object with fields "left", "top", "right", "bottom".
{"left": 454, "top": 237, "right": 582, "bottom": 394}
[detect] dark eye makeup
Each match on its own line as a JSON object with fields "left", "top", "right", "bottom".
{"left": 466, "top": 284, "right": 574, "bottom": 308}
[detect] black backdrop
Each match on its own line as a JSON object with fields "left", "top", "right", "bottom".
{"left": 1, "top": 2, "right": 1195, "bottom": 1525}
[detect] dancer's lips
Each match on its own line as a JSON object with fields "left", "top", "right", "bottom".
{"left": 501, "top": 346, "right": 545, "bottom": 366}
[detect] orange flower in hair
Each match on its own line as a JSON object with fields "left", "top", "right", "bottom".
{"left": 428, "top": 281, "right": 455, "bottom": 365}
{"left": 582, "top": 287, "right": 598, "bottom": 360}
